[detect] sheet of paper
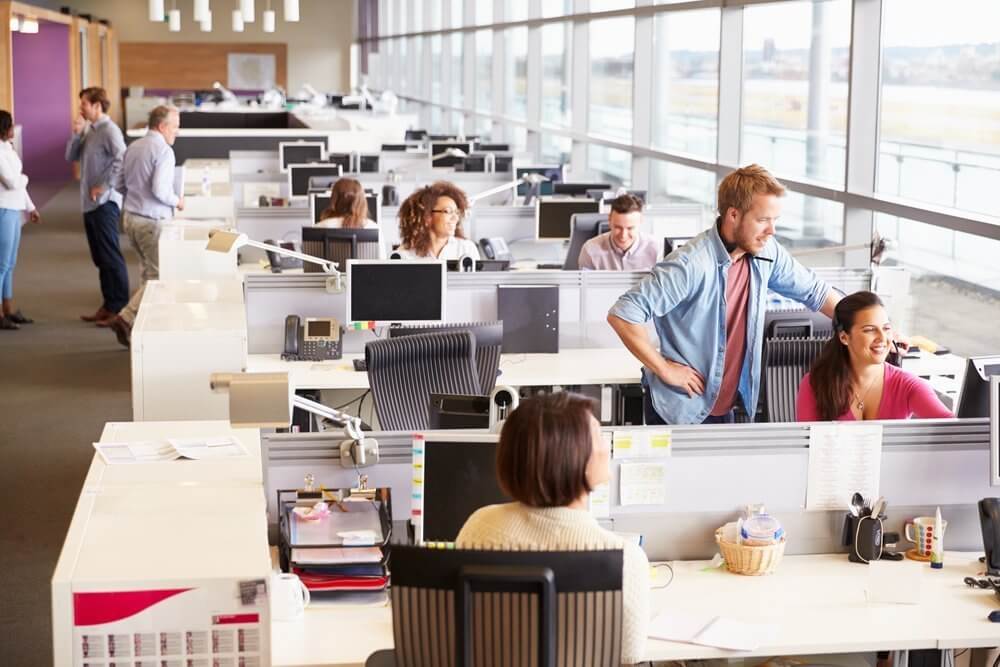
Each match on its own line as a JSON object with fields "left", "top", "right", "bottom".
{"left": 648, "top": 611, "right": 716, "bottom": 643}
{"left": 93, "top": 441, "right": 179, "bottom": 465}
{"left": 619, "top": 462, "right": 667, "bottom": 506}
{"left": 589, "top": 482, "right": 611, "bottom": 519}
{"left": 168, "top": 436, "right": 248, "bottom": 460}
{"left": 613, "top": 429, "right": 671, "bottom": 459}
{"left": 694, "top": 616, "right": 778, "bottom": 651}
{"left": 291, "top": 547, "right": 383, "bottom": 565}
{"left": 805, "top": 423, "right": 883, "bottom": 510}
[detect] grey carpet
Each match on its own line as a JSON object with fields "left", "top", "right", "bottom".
{"left": 0, "top": 182, "right": 136, "bottom": 665}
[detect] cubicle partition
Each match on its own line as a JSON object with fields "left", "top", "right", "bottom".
{"left": 261, "top": 418, "right": 993, "bottom": 561}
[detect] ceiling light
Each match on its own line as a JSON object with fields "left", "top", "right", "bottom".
{"left": 168, "top": 9, "right": 181, "bottom": 31}
{"left": 283, "top": 0, "right": 299, "bottom": 22}
{"left": 194, "top": 0, "right": 209, "bottom": 22}
{"left": 148, "top": 0, "right": 165, "bottom": 21}
{"left": 200, "top": 10, "right": 212, "bottom": 31}
{"left": 231, "top": 8, "right": 244, "bottom": 32}
{"left": 20, "top": 18, "right": 39, "bottom": 34}
{"left": 240, "top": 0, "right": 255, "bottom": 22}
{"left": 262, "top": 9, "right": 275, "bottom": 32}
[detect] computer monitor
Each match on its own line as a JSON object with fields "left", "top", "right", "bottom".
{"left": 302, "top": 228, "right": 381, "bottom": 272}
{"left": 562, "top": 212, "right": 608, "bottom": 270}
{"left": 516, "top": 166, "right": 563, "bottom": 196}
{"left": 474, "top": 142, "right": 510, "bottom": 152}
{"left": 428, "top": 395, "right": 491, "bottom": 430}
{"left": 278, "top": 141, "right": 326, "bottom": 173}
{"left": 429, "top": 134, "right": 480, "bottom": 141}
{"left": 404, "top": 129, "right": 429, "bottom": 142}
{"left": 990, "top": 375, "right": 999, "bottom": 486}
{"left": 381, "top": 143, "right": 411, "bottom": 151}
{"left": 553, "top": 182, "right": 613, "bottom": 197}
{"left": 957, "top": 356, "right": 1000, "bottom": 418}
{"left": 430, "top": 141, "right": 475, "bottom": 168}
{"left": 535, "top": 197, "right": 601, "bottom": 241}
{"left": 460, "top": 154, "right": 513, "bottom": 174}
{"left": 346, "top": 260, "right": 446, "bottom": 326}
{"left": 309, "top": 191, "right": 380, "bottom": 225}
{"left": 327, "top": 152, "right": 381, "bottom": 173}
{"left": 412, "top": 433, "right": 509, "bottom": 544}
{"left": 288, "top": 164, "right": 342, "bottom": 198}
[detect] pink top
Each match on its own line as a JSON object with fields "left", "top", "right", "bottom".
{"left": 711, "top": 256, "right": 750, "bottom": 415}
{"left": 796, "top": 363, "right": 953, "bottom": 422}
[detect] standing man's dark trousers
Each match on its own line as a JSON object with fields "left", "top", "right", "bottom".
{"left": 82, "top": 201, "right": 129, "bottom": 314}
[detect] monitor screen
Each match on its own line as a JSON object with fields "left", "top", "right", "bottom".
{"left": 404, "top": 129, "right": 429, "bottom": 142}
{"left": 553, "top": 182, "right": 613, "bottom": 197}
{"left": 288, "top": 164, "right": 342, "bottom": 198}
{"left": 430, "top": 141, "right": 475, "bottom": 168}
{"left": 536, "top": 198, "right": 601, "bottom": 241}
{"left": 310, "top": 191, "right": 379, "bottom": 224}
{"left": 475, "top": 142, "right": 510, "bottom": 152}
{"left": 957, "top": 356, "right": 1000, "bottom": 418}
{"left": 306, "top": 320, "right": 331, "bottom": 337}
{"left": 414, "top": 433, "right": 509, "bottom": 543}
{"left": 346, "top": 260, "right": 446, "bottom": 325}
{"left": 516, "top": 166, "right": 563, "bottom": 196}
{"left": 279, "top": 141, "right": 326, "bottom": 173}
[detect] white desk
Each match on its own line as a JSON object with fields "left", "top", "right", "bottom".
{"left": 272, "top": 552, "right": 998, "bottom": 667}
{"left": 246, "top": 348, "right": 644, "bottom": 391}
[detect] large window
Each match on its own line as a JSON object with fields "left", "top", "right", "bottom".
{"left": 541, "top": 0, "right": 573, "bottom": 19}
{"left": 741, "top": 0, "right": 851, "bottom": 185}
{"left": 541, "top": 22, "right": 572, "bottom": 127}
{"left": 589, "top": 17, "right": 634, "bottom": 142}
{"left": 651, "top": 9, "right": 720, "bottom": 159}
{"left": 877, "top": 0, "right": 1000, "bottom": 218}
{"left": 475, "top": 30, "right": 492, "bottom": 112}
{"left": 541, "top": 134, "right": 573, "bottom": 165}
{"left": 649, "top": 160, "right": 716, "bottom": 214}
{"left": 506, "top": 0, "right": 529, "bottom": 22}
{"left": 591, "top": 0, "right": 634, "bottom": 10}
{"left": 475, "top": 0, "right": 493, "bottom": 25}
{"left": 430, "top": 35, "right": 442, "bottom": 103}
{"left": 506, "top": 27, "right": 528, "bottom": 120}
{"left": 588, "top": 145, "right": 632, "bottom": 185}
{"left": 450, "top": 33, "right": 463, "bottom": 108}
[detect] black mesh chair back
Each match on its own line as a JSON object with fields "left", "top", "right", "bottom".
{"left": 562, "top": 213, "right": 609, "bottom": 270}
{"left": 302, "top": 227, "right": 380, "bottom": 273}
{"left": 367, "top": 546, "right": 624, "bottom": 667}
{"left": 763, "top": 336, "right": 828, "bottom": 422}
{"left": 365, "top": 331, "right": 482, "bottom": 431}
{"left": 388, "top": 322, "right": 503, "bottom": 395}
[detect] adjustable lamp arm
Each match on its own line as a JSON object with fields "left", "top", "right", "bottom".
{"left": 293, "top": 394, "right": 364, "bottom": 440}
{"left": 206, "top": 229, "right": 342, "bottom": 278}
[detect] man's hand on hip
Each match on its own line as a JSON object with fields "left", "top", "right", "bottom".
{"left": 658, "top": 360, "right": 705, "bottom": 398}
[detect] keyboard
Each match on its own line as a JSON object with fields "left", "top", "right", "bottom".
{"left": 352, "top": 358, "right": 368, "bottom": 372}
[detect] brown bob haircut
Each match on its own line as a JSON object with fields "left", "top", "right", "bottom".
{"left": 319, "top": 178, "right": 370, "bottom": 228}
{"left": 717, "top": 164, "right": 785, "bottom": 218}
{"left": 609, "top": 193, "right": 643, "bottom": 216}
{"left": 79, "top": 87, "right": 111, "bottom": 113}
{"left": 496, "top": 392, "right": 598, "bottom": 508}
{"left": 397, "top": 181, "right": 469, "bottom": 256}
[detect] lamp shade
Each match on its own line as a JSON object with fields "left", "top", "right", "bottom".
{"left": 240, "top": 0, "right": 255, "bottom": 22}
{"left": 231, "top": 9, "right": 244, "bottom": 32}
{"left": 20, "top": 18, "right": 39, "bottom": 34}
{"left": 168, "top": 9, "right": 181, "bottom": 31}
{"left": 283, "top": 0, "right": 299, "bottom": 22}
{"left": 148, "top": 0, "right": 165, "bottom": 21}
{"left": 262, "top": 9, "right": 275, "bottom": 32}
{"left": 193, "top": 0, "right": 209, "bottom": 22}
{"left": 200, "top": 10, "right": 212, "bottom": 31}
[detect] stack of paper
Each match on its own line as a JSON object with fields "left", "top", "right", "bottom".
{"left": 93, "top": 437, "right": 247, "bottom": 465}
{"left": 648, "top": 611, "right": 778, "bottom": 651}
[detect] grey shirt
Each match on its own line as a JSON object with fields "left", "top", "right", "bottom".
{"left": 65, "top": 115, "right": 125, "bottom": 213}
{"left": 578, "top": 231, "right": 660, "bottom": 271}
{"left": 116, "top": 130, "right": 180, "bottom": 221}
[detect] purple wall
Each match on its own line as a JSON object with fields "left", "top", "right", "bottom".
{"left": 12, "top": 21, "right": 72, "bottom": 182}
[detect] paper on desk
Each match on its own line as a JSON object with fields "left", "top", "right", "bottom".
{"left": 619, "top": 462, "right": 667, "bottom": 506}
{"left": 94, "top": 441, "right": 180, "bottom": 464}
{"left": 613, "top": 429, "right": 671, "bottom": 459}
{"left": 167, "top": 436, "right": 248, "bottom": 460}
{"left": 649, "top": 611, "right": 777, "bottom": 651}
{"left": 292, "top": 547, "right": 383, "bottom": 565}
{"left": 805, "top": 423, "right": 882, "bottom": 510}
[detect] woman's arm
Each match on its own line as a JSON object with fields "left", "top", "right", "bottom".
{"left": 905, "top": 375, "right": 954, "bottom": 418}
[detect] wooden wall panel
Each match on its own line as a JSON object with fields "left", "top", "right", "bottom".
{"left": 0, "top": 3, "right": 13, "bottom": 113}
{"left": 119, "top": 42, "right": 288, "bottom": 91}
{"left": 104, "top": 27, "right": 122, "bottom": 127}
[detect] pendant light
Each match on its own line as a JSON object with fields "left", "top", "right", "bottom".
{"left": 168, "top": 8, "right": 181, "bottom": 32}
{"left": 200, "top": 10, "right": 213, "bottom": 32}
{"left": 148, "top": 0, "right": 165, "bottom": 22}
{"left": 240, "top": 0, "right": 255, "bottom": 22}
{"left": 283, "top": 0, "right": 299, "bottom": 22}
{"left": 194, "top": 0, "right": 209, "bottom": 23}
{"left": 262, "top": 2, "right": 275, "bottom": 33}
{"left": 232, "top": 7, "right": 245, "bottom": 32}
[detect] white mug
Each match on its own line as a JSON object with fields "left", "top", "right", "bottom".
{"left": 904, "top": 516, "right": 947, "bottom": 557}
{"left": 270, "top": 572, "right": 310, "bottom": 621}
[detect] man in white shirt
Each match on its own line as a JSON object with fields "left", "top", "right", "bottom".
{"left": 578, "top": 193, "right": 659, "bottom": 271}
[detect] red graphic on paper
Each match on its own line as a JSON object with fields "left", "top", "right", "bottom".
{"left": 73, "top": 589, "right": 193, "bottom": 626}
{"left": 213, "top": 614, "right": 260, "bottom": 625}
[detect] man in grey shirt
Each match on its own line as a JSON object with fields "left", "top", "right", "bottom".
{"left": 107, "top": 105, "right": 184, "bottom": 348}
{"left": 65, "top": 87, "right": 128, "bottom": 326}
{"left": 578, "top": 193, "right": 659, "bottom": 271}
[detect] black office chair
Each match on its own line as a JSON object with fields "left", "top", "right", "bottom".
{"left": 762, "top": 336, "right": 828, "bottom": 422}
{"left": 387, "top": 321, "right": 503, "bottom": 395}
{"left": 302, "top": 227, "right": 381, "bottom": 273}
{"left": 365, "top": 545, "right": 624, "bottom": 667}
{"left": 365, "top": 331, "right": 482, "bottom": 431}
{"left": 563, "top": 213, "right": 609, "bottom": 270}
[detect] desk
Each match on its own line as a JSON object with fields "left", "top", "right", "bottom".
{"left": 271, "top": 552, "right": 998, "bottom": 667}
{"left": 246, "top": 348, "right": 644, "bottom": 391}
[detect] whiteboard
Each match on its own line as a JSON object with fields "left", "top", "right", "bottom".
{"left": 227, "top": 53, "right": 276, "bottom": 90}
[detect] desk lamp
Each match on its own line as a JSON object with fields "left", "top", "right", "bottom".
{"left": 210, "top": 372, "right": 378, "bottom": 467}
{"left": 431, "top": 147, "right": 468, "bottom": 163}
{"left": 205, "top": 229, "right": 344, "bottom": 291}
{"left": 469, "top": 172, "right": 550, "bottom": 207}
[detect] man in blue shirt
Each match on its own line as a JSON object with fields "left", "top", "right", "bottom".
{"left": 107, "top": 105, "right": 184, "bottom": 348}
{"left": 608, "top": 164, "right": 840, "bottom": 425}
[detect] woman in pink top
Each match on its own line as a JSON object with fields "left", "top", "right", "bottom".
{"left": 797, "top": 291, "right": 952, "bottom": 422}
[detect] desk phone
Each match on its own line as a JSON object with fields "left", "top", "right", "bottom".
{"left": 283, "top": 315, "right": 343, "bottom": 361}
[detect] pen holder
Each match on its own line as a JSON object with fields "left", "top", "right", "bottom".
{"left": 844, "top": 513, "right": 883, "bottom": 563}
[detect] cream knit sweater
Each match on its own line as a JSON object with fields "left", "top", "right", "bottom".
{"left": 455, "top": 502, "right": 650, "bottom": 665}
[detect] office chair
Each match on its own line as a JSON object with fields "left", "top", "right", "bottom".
{"left": 762, "top": 336, "right": 828, "bottom": 422}
{"left": 563, "top": 213, "right": 609, "bottom": 270}
{"left": 365, "top": 545, "right": 624, "bottom": 667}
{"left": 365, "top": 331, "right": 482, "bottom": 431}
{"left": 388, "top": 321, "right": 503, "bottom": 395}
{"left": 302, "top": 227, "right": 381, "bottom": 273}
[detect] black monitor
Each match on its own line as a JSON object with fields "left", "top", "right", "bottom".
{"left": 346, "top": 260, "right": 446, "bottom": 326}
{"left": 474, "top": 142, "right": 510, "bottom": 152}
{"left": 553, "top": 182, "right": 613, "bottom": 197}
{"left": 278, "top": 141, "right": 326, "bottom": 173}
{"left": 309, "top": 191, "right": 380, "bottom": 225}
{"left": 288, "top": 164, "right": 342, "bottom": 198}
{"left": 429, "top": 134, "right": 480, "bottom": 141}
{"left": 535, "top": 197, "right": 600, "bottom": 241}
{"left": 445, "top": 259, "right": 510, "bottom": 272}
{"left": 301, "top": 227, "right": 380, "bottom": 273}
{"left": 957, "top": 356, "right": 1000, "bottom": 418}
{"left": 404, "top": 129, "right": 429, "bottom": 141}
{"left": 563, "top": 212, "right": 608, "bottom": 270}
{"left": 381, "top": 143, "right": 410, "bottom": 151}
{"left": 516, "top": 165, "right": 563, "bottom": 196}
{"left": 428, "top": 395, "right": 491, "bottom": 429}
{"left": 430, "top": 141, "right": 475, "bottom": 168}
{"left": 413, "top": 433, "right": 509, "bottom": 544}
{"left": 763, "top": 308, "right": 833, "bottom": 340}
{"left": 459, "top": 154, "right": 514, "bottom": 174}
{"left": 327, "top": 152, "right": 381, "bottom": 173}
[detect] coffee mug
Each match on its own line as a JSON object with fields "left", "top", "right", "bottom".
{"left": 904, "top": 516, "right": 948, "bottom": 557}
{"left": 270, "top": 572, "right": 310, "bottom": 621}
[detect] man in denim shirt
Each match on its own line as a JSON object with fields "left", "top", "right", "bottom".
{"left": 608, "top": 165, "right": 840, "bottom": 425}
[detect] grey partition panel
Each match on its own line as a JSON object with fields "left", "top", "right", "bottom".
{"left": 171, "top": 133, "right": 328, "bottom": 163}
{"left": 244, "top": 274, "right": 350, "bottom": 353}
{"left": 263, "top": 419, "right": 992, "bottom": 559}
{"left": 230, "top": 150, "right": 280, "bottom": 176}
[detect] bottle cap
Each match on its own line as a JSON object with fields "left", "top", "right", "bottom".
{"left": 930, "top": 561, "right": 943, "bottom": 569}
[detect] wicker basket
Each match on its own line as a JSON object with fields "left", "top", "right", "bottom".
{"left": 714, "top": 529, "right": 786, "bottom": 576}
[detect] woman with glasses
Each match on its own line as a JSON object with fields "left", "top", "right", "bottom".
{"left": 796, "top": 290, "right": 952, "bottom": 421}
{"left": 395, "top": 181, "right": 480, "bottom": 260}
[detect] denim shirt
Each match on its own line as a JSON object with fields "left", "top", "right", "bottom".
{"left": 609, "top": 223, "right": 830, "bottom": 424}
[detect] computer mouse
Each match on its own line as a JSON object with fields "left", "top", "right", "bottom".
{"left": 987, "top": 610, "right": 1000, "bottom": 623}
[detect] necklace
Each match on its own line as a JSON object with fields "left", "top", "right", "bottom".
{"left": 853, "top": 371, "right": 880, "bottom": 411}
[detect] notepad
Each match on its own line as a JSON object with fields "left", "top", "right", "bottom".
{"left": 648, "top": 611, "right": 777, "bottom": 651}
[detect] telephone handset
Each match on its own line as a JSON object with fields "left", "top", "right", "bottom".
{"left": 282, "top": 315, "right": 343, "bottom": 361}
{"left": 479, "top": 237, "right": 512, "bottom": 262}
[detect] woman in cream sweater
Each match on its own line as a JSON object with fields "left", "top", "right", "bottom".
{"left": 456, "top": 392, "right": 650, "bottom": 665}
